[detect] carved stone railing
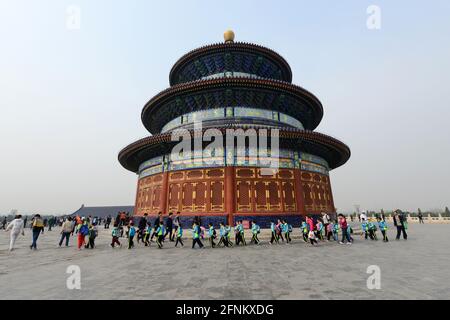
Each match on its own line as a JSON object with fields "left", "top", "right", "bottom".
{"left": 347, "top": 213, "right": 450, "bottom": 224}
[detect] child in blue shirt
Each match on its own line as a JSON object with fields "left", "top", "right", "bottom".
{"left": 110, "top": 223, "right": 121, "bottom": 248}
{"left": 270, "top": 221, "right": 279, "bottom": 244}
{"left": 301, "top": 220, "right": 309, "bottom": 242}
{"left": 192, "top": 222, "right": 204, "bottom": 249}
{"left": 282, "top": 220, "right": 291, "bottom": 243}
{"left": 362, "top": 220, "right": 369, "bottom": 240}
{"left": 217, "top": 223, "right": 226, "bottom": 247}
{"left": 316, "top": 221, "right": 324, "bottom": 241}
{"left": 225, "top": 224, "right": 233, "bottom": 247}
{"left": 332, "top": 221, "right": 339, "bottom": 241}
{"left": 208, "top": 223, "right": 216, "bottom": 248}
{"left": 144, "top": 223, "right": 152, "bottom": 247}
{"left": 128, "top": 222, "right": 136, "bottom": 249}
{"left": 155, "top": 222, "right": 165, "bottom": 249}
{"left": 347, "top": 225, "right": 354, "bottom": 242}
{"left": 175, "top": 224, "right": 184, "bottom": 247}
{"left": 368, "top": 220, "right": 378, "bottom": 240}
{"left": 377, "top": 217, "right": 389, "bottom": 242}
{"left": 250, "top": 221, "right": 260, "bottom": 245}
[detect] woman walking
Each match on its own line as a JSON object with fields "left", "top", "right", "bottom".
{"left": 59, "top": 217, "right": 73, "bottom": 247}
{"left": 338, "top": 214, "right": 352, "bottom": 245}
{"left": 5, "top": 215, "right": 25, "bottom": 251}
{"left": 77, "top": 218, "right": 90, "bottom": 250}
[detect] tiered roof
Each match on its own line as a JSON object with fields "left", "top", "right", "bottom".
{"left": 169, "top": 42, "right": 293, "bottom": 85}
{"left": 119, "top": 32, "right": 351, "bottom": 174}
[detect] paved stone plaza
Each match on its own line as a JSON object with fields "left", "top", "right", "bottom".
{"left": 0, "top": 223, "right": 449, "bottom": 299}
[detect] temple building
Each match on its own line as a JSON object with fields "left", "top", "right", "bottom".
{"left": 118, "top": 31, "right": 350, "bottom": 226}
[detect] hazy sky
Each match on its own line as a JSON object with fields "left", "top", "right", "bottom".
{"left": 1, "top": 0, "right": 449, "bottom": 215}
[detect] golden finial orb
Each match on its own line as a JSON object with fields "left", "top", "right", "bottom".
{"left": 224, "top": 30, "right": 235, "bottom": 43}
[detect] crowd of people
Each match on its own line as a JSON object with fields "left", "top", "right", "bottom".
{"left": 2, "top": 209, "right": 409, "bottom": 252}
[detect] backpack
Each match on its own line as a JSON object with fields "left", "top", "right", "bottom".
{"left": 129, "top": 227, "right": 136, "bottom": 237}
{"left": 90, "top": 228, "right": 98, "bottom": 238}
{"left": 288, "top": 224, "right": 293, "bottom": 233}
{"left": 80, "top": 224, "right": 89, "bottom": 236}
{"left": 275, "top": 225, "right": 281, "bottom": 234}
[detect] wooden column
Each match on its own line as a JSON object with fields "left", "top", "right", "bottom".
{"left": 225, "top": 166, "right": 235, "bottom": 225}
{"left": 294, "top": 169, "right": 306, "bottom": 216}
{"left": 133, "top": 177, "right": 141, "bottom": 216}
{"left": 160, "top": 171, "right": 169, "bottom": 215}
{"left": 327, "top": 175, "right": 336, "bottom": 213}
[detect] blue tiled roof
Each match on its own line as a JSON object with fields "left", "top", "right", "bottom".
{"left": 70, "top": 205, "right": 134, "bottom": 218}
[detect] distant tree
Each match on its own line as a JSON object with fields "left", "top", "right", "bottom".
{"left": 429, "top": 208, "right": 442, "bottom": 215}
{"left": 445, "top": 207, "right": 450, "bottom": 217}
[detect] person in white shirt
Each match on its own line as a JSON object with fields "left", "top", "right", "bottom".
{"left": 59, "top": 217, "right": 74, "bottom": 247}
{"left": 360, "top": 211, "right": 368, "bottom": 222}
{"left": 5, "top": 215, "right": 25, "bottom": 251}
{"left": 321, "top": 212, "right": 331, "bottom": 238}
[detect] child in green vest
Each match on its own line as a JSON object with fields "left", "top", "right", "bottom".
{"left": 282, "top": 220, "right": 292, "bottom": 243}
{"left": 377, "top": 217, "right": 389, "bottom": 242}
{"left": 301, "top": 220, "right": 309, "bottom": 242}
{"left": 225, "top": 223, "right": 233, "bottom": 247}
{"left": 155, "top": 222, "right": 165, "bottom": 249}
{"left": 110, "top": 223, "right": 121, "bottom": 248}
{"left": 128, "top": 221, "right": 136, "bottom": 249}
{"left": 175, "top": 224, "right": 184, "bottom": 247}
{"left": 240, "top": 220, "right": 246, "bottom": 245}
{"left": 250, "top": 221, "right": 260, "bottom": 244}
{"left": 192, "top": 222, "right": 204, "bottom": 249}
{"left": 144, "top": 222, "right": 152, "bottom": 247}
{"left": 217, "top": 223, "right": 228, "bottom": 247}
{"left": 208, "top": 223, "right": 216, "bottom": 248}
{"left": 367, "top": 219, "right": 378, "bottom": 240}
{"left": 85, "top": 224, "right": 97, "bottom": 249}
{"left": 269, "top": 221, "right": 279, "bottom": 244}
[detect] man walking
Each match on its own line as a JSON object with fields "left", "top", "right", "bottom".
{"left": 30, "top": 214, "right": 45, "bottom": 250}
{"left": 137, "top": 213, "right": 148, "bottom": 244}
{"left": 418, "top": 211, "right": 424, "bottom": 224}
{"left": 393, "top": 210, "right": 408, "bottom": 240}
{"left": 105, "top": 215, "right": 111, "bottom": 229}
{"left": 172, "top": 212, "right": 181, "bottom": 241}
{"left": 1, "top": 216, "right": 7, "bottom": 230}
{"left": 151, "top": 212, "right": 162, "bottom": 241}
{"left": 321, "top": 212, "right": 331, "bottom": 239}
{"left": 164, "top": 212, "right": 174, "bottom": 242}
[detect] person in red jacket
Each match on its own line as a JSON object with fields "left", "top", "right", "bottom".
{"left": 338, "top": 214, "right": 352, "bottom": 245}
{"left": 306, "top": 216, "right": 315, "bottom": 233}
